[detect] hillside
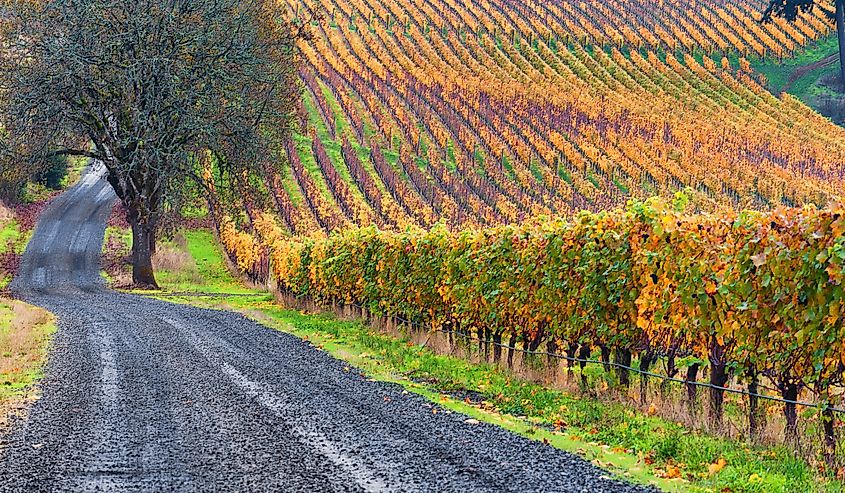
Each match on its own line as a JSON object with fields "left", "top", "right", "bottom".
{"left": 10, "top": 2, "right": 845, "bottom": 492}
{"left": 230, "top": 0, "right": 845, "bottom": 236}
{"left": 204, "top": 2, "right": 845, "bottom": 487}
{"left": 753, "top": 33, "right": 845, "bottom": 124}
{"left": 8, "top": 0, "right": 845, "bottom": 493}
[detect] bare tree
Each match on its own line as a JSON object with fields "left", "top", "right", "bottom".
{"left": 0, "top": 0, "right": 303, "bottom": 288}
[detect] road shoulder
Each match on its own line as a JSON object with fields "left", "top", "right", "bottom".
{"left": 0, "top": 299, "right": 55, "bottom": 433}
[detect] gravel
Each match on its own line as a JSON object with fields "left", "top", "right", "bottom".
{"left": 0, "top": 166, "right": 659, "bottom": 492}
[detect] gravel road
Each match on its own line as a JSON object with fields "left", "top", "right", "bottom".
{"left": 0, "top": 166, "right": 658, "bottom": 492}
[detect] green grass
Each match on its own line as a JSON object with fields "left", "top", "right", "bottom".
{"left": 752, "top": 34, "right": 841, "bottom": 102}
{"left": 292, "top": 134, "right": 337, "bottom": 205}
{"left": 0, "top": 221, "right": 22, "bottom": 254}
{"left": 135, "top": 228, "right": 845, "bottom": 493}
{"left": 164, "top": 230, "right": 260, "bottom": 294}
{"left": 113, "top": 228, "right": 263, "bottom": 296}
{"left": 0, "top": 220, "right": 31, "bottom": 288}
{"left": 59, "top": 156, "right": 88, "bottom": 189}
{"left": 300, "top": 86, "right": 385, "bottom": 211}
{"left": 0, "top": 300, "right": 55, "bottom": 402}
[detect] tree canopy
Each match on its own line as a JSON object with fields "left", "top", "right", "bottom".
{"left": 762, "top": 0, "right": 824, "bottom": 21}
{"left": 763, "top": 0, "right": 845, "bottom": 91}
{"left": 0, "top": 0, "right": 304, "bottom": 287}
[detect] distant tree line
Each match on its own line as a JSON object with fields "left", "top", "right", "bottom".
{"left": 0, "top": 147, "right": 67, "bottom": 201}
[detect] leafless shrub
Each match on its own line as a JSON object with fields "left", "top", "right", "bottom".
{"left": 0, "top": 202, "right": 13, "bottom": 225}
{"left": 152, "top": 240, "right": 203, "bottom": 286}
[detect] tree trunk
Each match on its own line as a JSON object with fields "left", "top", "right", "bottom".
{"left": 130, "top": 220, "right": 158, "bottom": 289}
{"left": 748, "top": 371, "right": 764, "bottom": 443}
{"left": 481, "top": 327, "right": 490, "bottom": 361}
{"left": 708, "top": 361, "right": 729, "bottom": 429}
{"left": 614, "top": 348, "right": 632, "bottom": 389}
{"left": 708, "top": 340, "right": 729, "bottom": 427}
{"left": 578, "top": 344, "right": 591, "bottom": 390}
{"left": 477, "top": 327, "right": 485, "bottom": 356}
{"left": 492, "top": 331, "right": 502, "bottom": 363}
{"left": 781, "top": 381, "right": 800, "bottom": 448}
{"left": 661, "top": 352, "right": 677, "bottom": 400}
{"left": 639, "top": 350, "right": 654, "bottom": 404}
{"left": 823, "top": 406, "right": 837, "bottom": 470}
{"left": 527, "top": 325, "right": 545, "bottom": 352}
{"left": 599, "top": 345, "right": 611, "bottom": 373}
{"left": 507, "top": 334, "right": 516, "bottom": 369}
{"left": 566, "top": 343, "right": 578, "bottom": 378}
{"left": 546, "top": 338, "right": 559, "bottom": 369}
{"left": 837, "top": 0, "right": 845, "bottom": 91}
{"left": 685, "top": 364, "right": 700, "bottom": 414}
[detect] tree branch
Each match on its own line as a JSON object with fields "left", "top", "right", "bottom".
{"left": 48, "top": 148, "right": 101, "bottom": 159}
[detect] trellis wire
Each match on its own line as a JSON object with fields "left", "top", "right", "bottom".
{"left": 339, "top": 300, "right": 845, "bottom": 414}
{"left": 156, "top": 288, "right": 845, "bottom": 414}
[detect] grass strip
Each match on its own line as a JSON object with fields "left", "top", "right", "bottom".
{"left": 136, "top": 228, "right": 845, "bottom": 493}
{"left": 0, "top": 299, "right": 55, "bottom": 426}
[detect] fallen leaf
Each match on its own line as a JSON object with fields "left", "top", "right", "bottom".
{"left": 708, "top": 458, "right": 727, "bottom": 475}
{"left": 657, "top": 465, "right": 681, "bottom": 479}
{"left": 647, "top": 403, "right": 658, "bottom": 416}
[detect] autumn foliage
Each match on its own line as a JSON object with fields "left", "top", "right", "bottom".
{"left": 210, "top": 0, "right": 845, "bottom": 462}
{"left": 218, "top": 195, "right": 845, "bottom": 423}
{"left": 257, "top": 0, "right": 845, "bottom": 238}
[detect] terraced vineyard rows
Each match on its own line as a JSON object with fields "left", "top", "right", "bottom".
{"left": 229, "top": 0, "right": 844, "bottom": 236}
{"left": 204, "top": 0, "right": 845, "bottom": 467}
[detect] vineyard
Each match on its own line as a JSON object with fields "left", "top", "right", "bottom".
{"left": 206, "top": 0, "right": 845, "bottom": 466}
{"left": 224, "top": 0, "right": 845, "bottom": 235}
